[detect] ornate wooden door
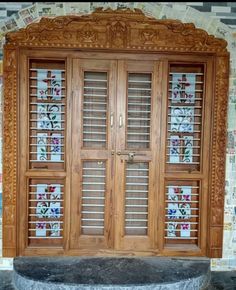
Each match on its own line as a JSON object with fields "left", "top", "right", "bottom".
{"left": 70, "top": 59, "right": 161, "bottom": 251}
{"left": 3, "top": 9, "right": 229, "bottom": 258}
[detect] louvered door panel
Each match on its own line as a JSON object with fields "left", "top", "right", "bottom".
{"left": 81, "top": 161, "right": 106, "bottom": 235}
{"left": 166, "top": 65, "right": 204, "bottom": 172}
{"left": 127, "top": 73, "right": 151, "bottom": 149}
{"left": 125, "top": 162, "right": 149, "bottom": 235}
{"left": 29, "top": 61, "right": 66, "bottom": 170}
{"left": 83, "top": 72, "right": 108, "bottom": 148}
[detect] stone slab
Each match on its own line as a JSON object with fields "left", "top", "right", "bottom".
{"left": 13, "top": 257, "right": 211, "bottom": 290}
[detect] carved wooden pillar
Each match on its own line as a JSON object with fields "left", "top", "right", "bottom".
{"left": 207, "top": 55, "right": 229, "bottom": 257}
{"left": 3, "top": 46, "right": 18, "bottom": 257}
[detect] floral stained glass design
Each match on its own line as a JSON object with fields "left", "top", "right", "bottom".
{"left": 36, "top": 69, "right": 62, "bottom": 101}
{"left": 168, "top": 70, "right": 203, "bottom": 166}
{"left": 29, "top": 65, "right": 65, "bottom": 168}
{"left": 34, "top": 183, "right": 62, "bottom": 238}
{"left": 37, "top": 133, "right": 47, "bottom": 161}
{"left": 35, "top": 222, "right": 46, "bottom": 237}
{"left": 183, "top": 136, "right": 193, "bottom": 163}
{"left": 36, "top": 184, "right": 61, "bottom": 218}
{"left": 170, "top": 135, "right": 180, "bottom": 163}
{"left": 37, "top": 104, "right": 61, "bottom": 130}
{"left": 170, "top": 107, "right": 194, "bottom": 133}
{"left": 165, "top": 183, "right": 199, "bottom": 242}
{"left": 171, "top": 74, "right": 196, "bottom": 103}
{"left": 167, "top": 186, "right": 191, "bottom": 220}
{"left": 51, "top": 133, "right": 62, "bottom": 161}
{"left": 36, "top": 133, "right": 62, "bottom": 162}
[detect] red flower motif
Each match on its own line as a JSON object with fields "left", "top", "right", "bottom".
{"left": 174, "top": 187, "right": 181, "bottom": 194}
{"left": 48, "top": 186, "right": 56, "bottom": 193}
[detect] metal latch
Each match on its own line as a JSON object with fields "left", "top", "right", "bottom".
{"left": 117, "top": 151, "right": 136, "bottom": 163}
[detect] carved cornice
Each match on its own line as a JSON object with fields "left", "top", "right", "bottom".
{"left": 5, "top": 8, "right": 228, "bottom": 54}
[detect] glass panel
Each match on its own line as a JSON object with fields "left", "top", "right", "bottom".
{"left": 83, "top": 72, "right": 108, "bottom": 148}
{"left": 125, "top": 162, "right": 149, "bottom": 235}
{"left": 167, "top": 65, "right": 204, "bottom": 171}
{"left": 28, "top": 179, "right": 64, "bottom": 246}
{"left": 127, "top": 73, "right": 151, "bottom": 149}
{"left": 29, "top": 61, "right": 65, "bottom": 170}
{"left": 164, "top": 180, "right": 199, "bottom": 245}
{"left": 81, "top": 161, "right": 106, "bottom": 235}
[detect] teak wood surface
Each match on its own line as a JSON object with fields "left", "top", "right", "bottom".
{"left": 3, "top": 8, "right": 229, "bottom": 258}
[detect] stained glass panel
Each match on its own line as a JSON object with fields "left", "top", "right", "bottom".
{"left": 28, "top": 179, "right": 64, "bottom": 246}
{"left": 29, "top": 61, "right": 65, "bottom": 169}
{"left": 165, "top": 181, "right": 199, "bottom": 244}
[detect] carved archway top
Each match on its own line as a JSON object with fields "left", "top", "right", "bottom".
{"left": 5, "top": 8, "right": 228, "bottom": 54}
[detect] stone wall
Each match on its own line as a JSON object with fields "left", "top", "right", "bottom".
{"left": 0, "top": 2, "right": 236, "bottom": 271}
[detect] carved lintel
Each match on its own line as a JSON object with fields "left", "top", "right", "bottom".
{"left": 4, "top": 9, "right": 228, "bottom": 54}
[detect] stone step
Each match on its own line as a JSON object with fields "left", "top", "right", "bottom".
{"left": 13, "top": 257, "right": 211, "bottom": 290}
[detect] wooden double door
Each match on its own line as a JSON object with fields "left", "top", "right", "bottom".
{"left": 70, "top": 59, "right": 162, "bottom": 252}
{"left": 23, "top": 52, "right": 208, "bottom": 256}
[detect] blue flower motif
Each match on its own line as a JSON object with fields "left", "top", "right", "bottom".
{"left": 168, "top": 209, "right": 177, "bottom": 219}
{"left": 50, "top": 207, "right": 60, "bottom": 217}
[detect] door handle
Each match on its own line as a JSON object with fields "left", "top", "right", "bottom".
{"left": 119, "top": 114, "right": 123, "bottom": 128}
{"left": 110, "top": 113, "right": 114, "bottom": 128}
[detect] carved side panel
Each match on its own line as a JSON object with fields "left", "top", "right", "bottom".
{"left": 3, "top": 46, "right": 18, "bottom": 257}
{"left": 207, "top": 55, "right": 229, "bottom": 258}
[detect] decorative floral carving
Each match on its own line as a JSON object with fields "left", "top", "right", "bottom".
{"left": 3, "top": 205, "right": 15, "bottom": 225}
{"left": 77, "top": 24, "right": 97, "bottom": 43}
{"left": 141, "top": 30, "right": 156, "bottom": 45}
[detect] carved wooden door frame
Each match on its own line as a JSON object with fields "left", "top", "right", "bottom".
{"left": 3, "top": 8, "right": 229, "bottom": 257}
